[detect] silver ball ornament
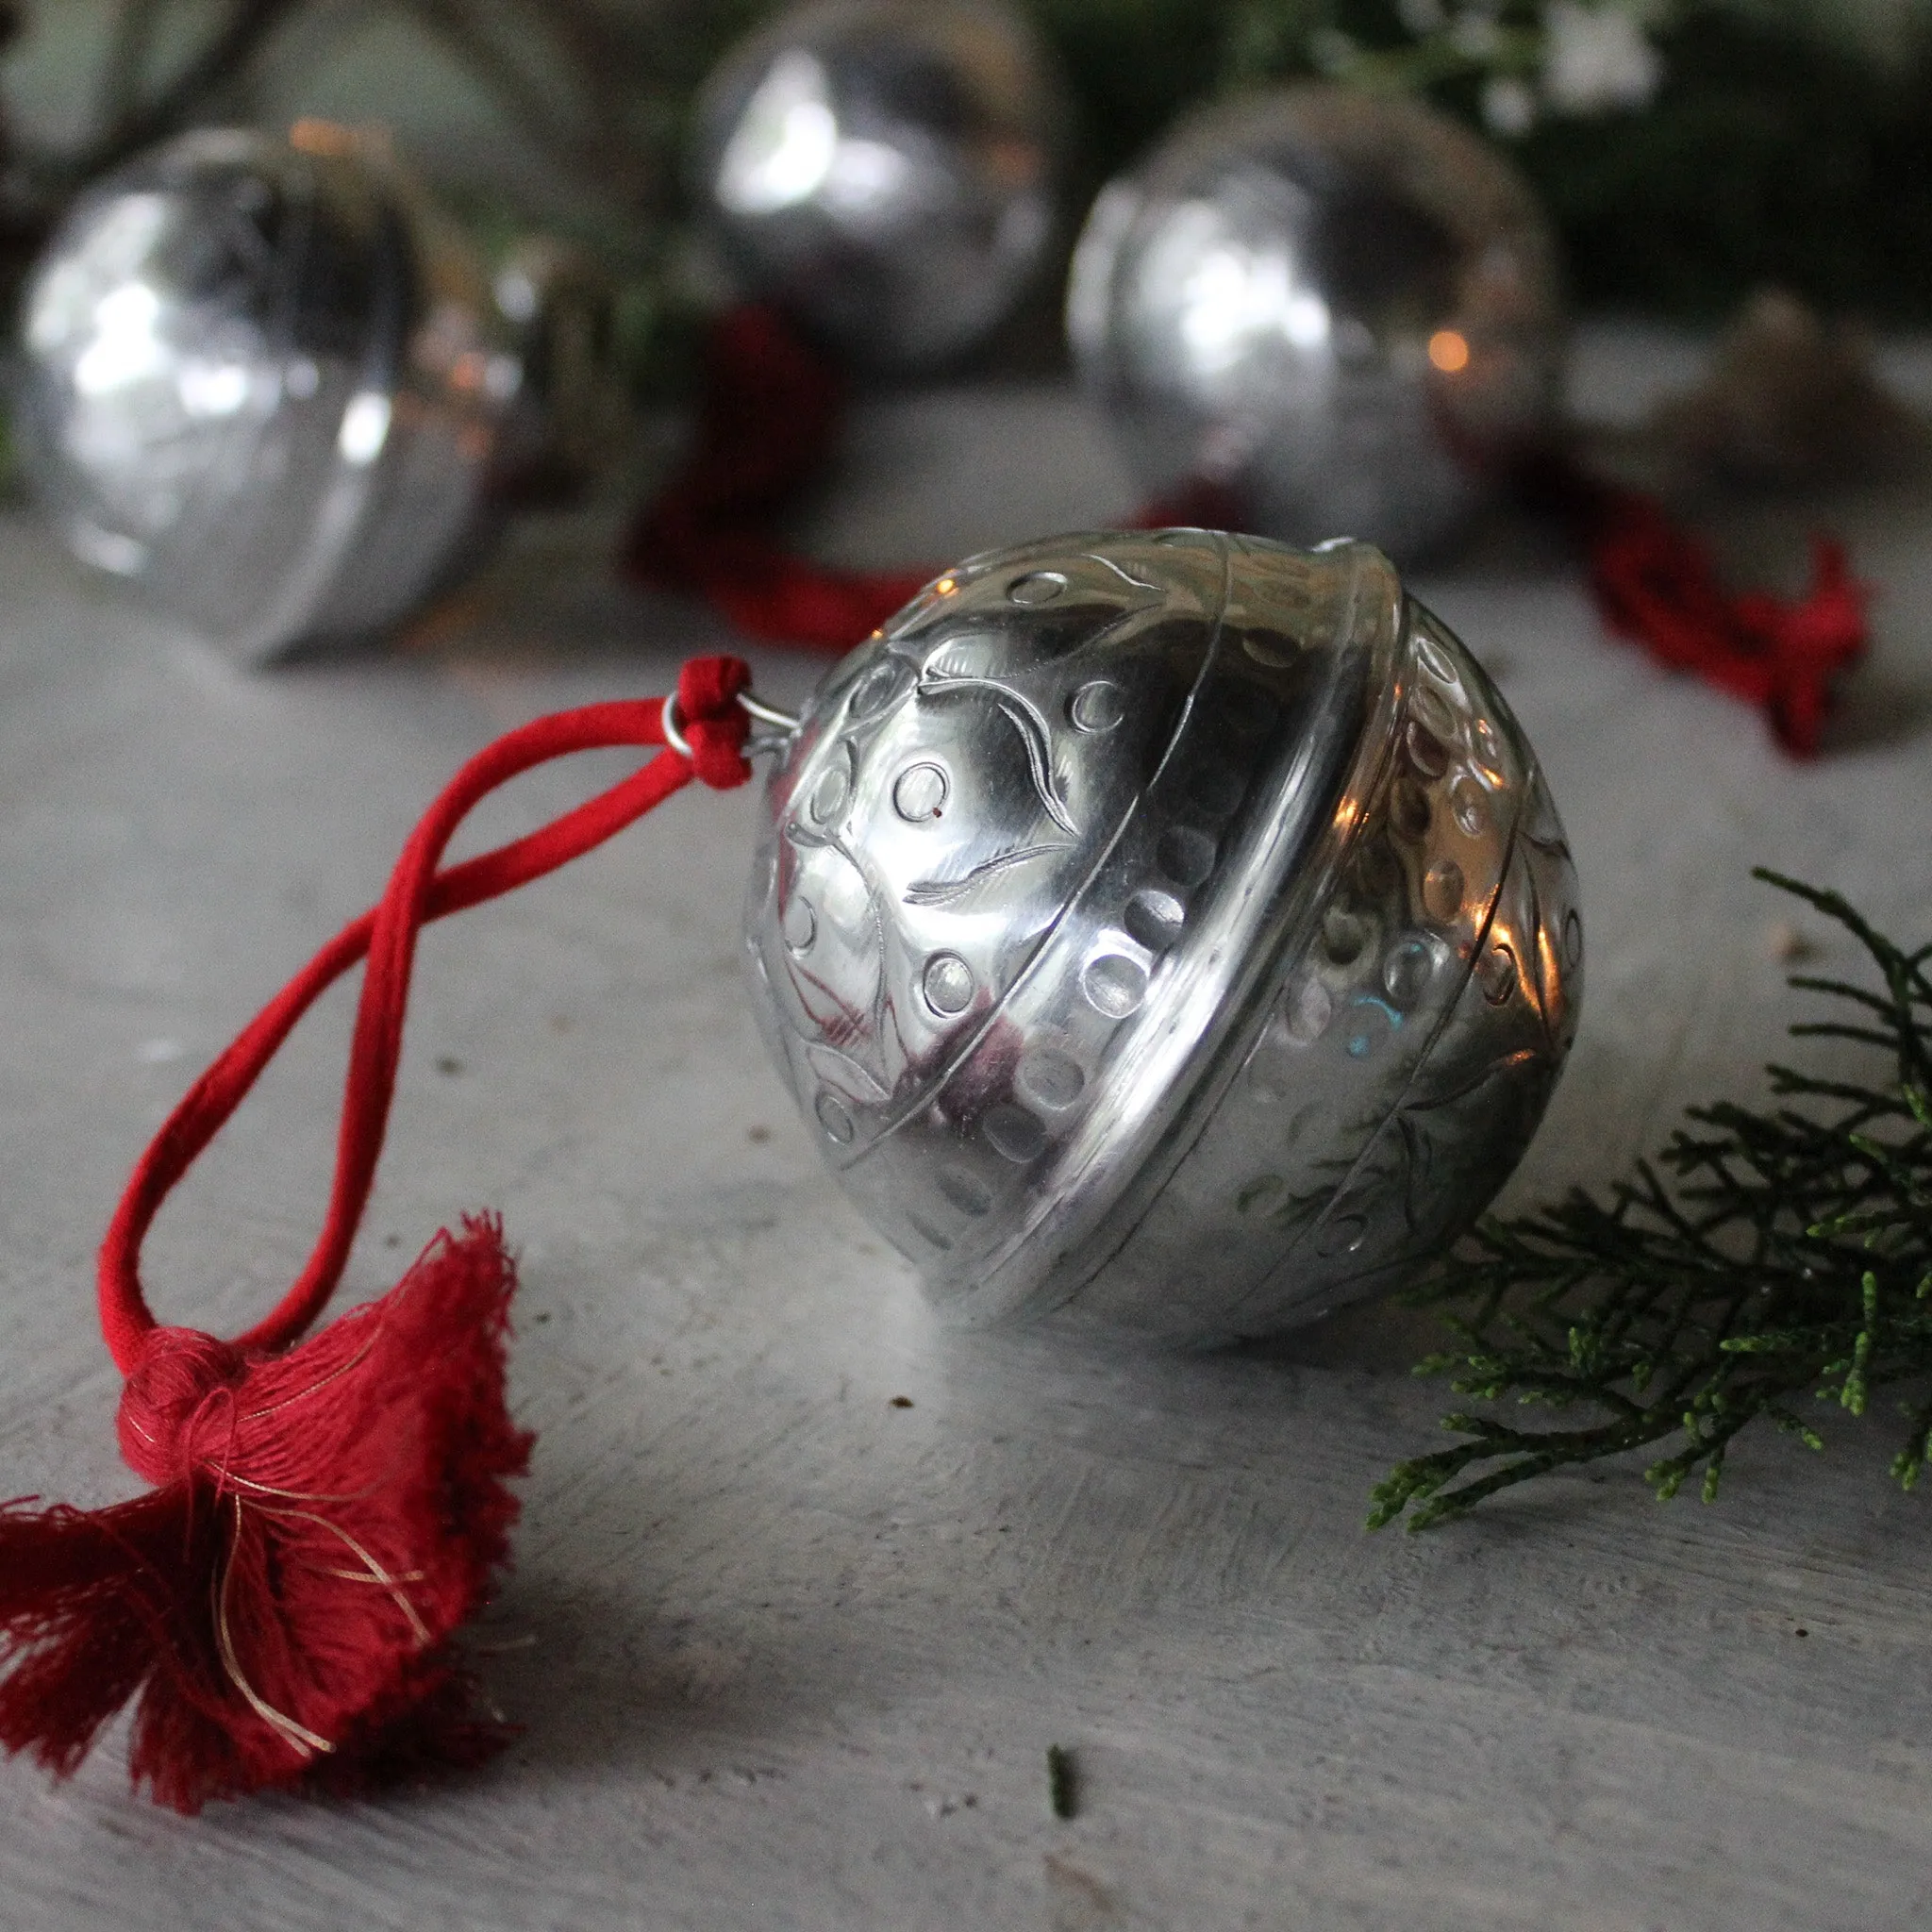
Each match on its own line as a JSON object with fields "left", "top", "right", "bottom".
{"left": 744, "top": 529, "right": 1582, "bottom": 1341}
{"left": 1067, "top": 87, "right": 1567, "bottom": 564}
{"left": 16, "top": 125, "right": 521, "bottom": 659}
{"left": 691, "top": 0, "right": 1063, "bottom": 371}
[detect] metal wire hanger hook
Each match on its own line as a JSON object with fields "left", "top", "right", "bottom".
{"left": 661, "top": 686, "right": 800, "bottom": 761}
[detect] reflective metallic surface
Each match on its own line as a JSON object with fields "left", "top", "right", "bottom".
{"left": 744, "top": 529, "right": 1582, "bottom": 1341}
{"left": 1067, "top": 87, "right": 1566, "bottom": 565}
{"left": 692, "top": 0, "right": 1062, "bottom": 371}
{"left": 16, "top": 126, "right": 520, "bottom": 659}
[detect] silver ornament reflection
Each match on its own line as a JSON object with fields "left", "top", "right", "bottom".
{"left": 691, "top": 0, "right": 1063, "bottom": 371}
{"left": 744, "top": 529, "right": 1582, "bottom": 1342}
{"left": 16, "top": 124, "right": 522, "bottom": 659}
{"left": 1067, "top": 87, "right": 1566, "bottom": 563}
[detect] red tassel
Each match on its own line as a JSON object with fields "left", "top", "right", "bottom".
{"left": 0, "top": 1224, "right": 526, "bottom": 1812}
{"left": 622, "top": 306, "right": 1257, "bottom": 651}
{"left": 1585, "top": 490, "right": 1868, "bottom": 758}
{"left": 1, "top": 660, "right": 755, "bottom": 1808}
{"left": 1129, "top": 475, "right": 1246, "bottom": 534}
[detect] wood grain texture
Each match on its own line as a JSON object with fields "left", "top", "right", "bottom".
{"left": 5, "top": 343, "right": 1932, "bottom": 1928}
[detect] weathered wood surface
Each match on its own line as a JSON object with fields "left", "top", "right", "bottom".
{"left": 5, "top": 344, "right": 1932, "bottom": 1929}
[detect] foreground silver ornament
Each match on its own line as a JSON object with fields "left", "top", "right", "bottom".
{"left": 17, "top": 125, "right": 523, "bottom": 659}
{"left": 691, "top": 0, "right": 1062, "bottom": 371}
{"left": 744, "top": 529, "right": 1582, "bottom": 1341}
{"left": 1067, "top": 87, "right": 1566, "bottom": 564}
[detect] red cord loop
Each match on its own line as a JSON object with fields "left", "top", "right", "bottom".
{"left": 96, "top": 655, "right": 757, "bottom": 1375}
{"left": 0, "top": 656, "right": 765, "bottom": 1812}
{"left": 624, "top": 305, "right": 931, "bottom": 650}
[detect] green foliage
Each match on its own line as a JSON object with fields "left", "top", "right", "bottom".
{"left": 1369, "top": 871, "right": 1932, "bottom": 1532}
{"left": 414, "top": 1, "right": 1932, "bottom": 340}
{"left": 1517, "top": 13, "right": 1932, "bottom": 319}
{"left": 1026, "top": 0, "right": 1232, "bottom": 185}
{"left": 1025, "top": 0, "right": 1932, "bottom": 320}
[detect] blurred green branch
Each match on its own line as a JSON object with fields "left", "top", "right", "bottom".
{"left": 9, "top": 0, "right": 1932, "bottom": 330}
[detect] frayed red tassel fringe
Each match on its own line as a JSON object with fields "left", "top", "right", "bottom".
{"left": 0, "top": 1223, "right": 529, "bottom": 1813}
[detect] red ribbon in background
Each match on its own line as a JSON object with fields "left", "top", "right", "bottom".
{"left": 624, "top": 306, "right": 929, "bottom": 650}
{"left": 626, "top": 304, "right": 1868, "bottom": 757}
{"left": 1519, "top": 452, "right": 1868, "bottom": 758}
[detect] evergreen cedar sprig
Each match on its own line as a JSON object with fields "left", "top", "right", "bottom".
{"left": 1368, "top": 870, "right": 1932, "bottom": 1533}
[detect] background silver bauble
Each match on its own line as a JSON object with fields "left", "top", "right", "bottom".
{"left": 16, "top": 124, "right": 523, "bottom": 660}
{"left": 691, "top": 0, "right": 1064, "bottom": 372}
{"left": 745, "top": 529, "right": 1582, "bottom": 1342}
{"left": 1066, "top": 86, "right": 1567, "bottom": 563}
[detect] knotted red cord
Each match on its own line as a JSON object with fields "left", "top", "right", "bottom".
{"left": 1, "top": 656, "right": 754, "bottom": 1812}
{"left": 630, "top": 303, "right": 1868, "bottom": 754}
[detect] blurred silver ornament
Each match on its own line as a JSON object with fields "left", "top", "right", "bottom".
{"left": 691, "top": 0, "right": 1063, "bottom": 372}
{"left": 1067, "top": 86, "right": 1566, "bottom": 563}
{"left": 744, "top": 528, "right": 1582, "bottom": 1341}
{"left": 16, "top": 123, "right": 525, "bottom": 659}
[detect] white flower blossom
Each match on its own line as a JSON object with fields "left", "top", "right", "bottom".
{"left": 1482, "top": 75, "right": 1539, "bottom": 138}
{"left": 1541, "top": 2, "right": 1665, "bottom": 115}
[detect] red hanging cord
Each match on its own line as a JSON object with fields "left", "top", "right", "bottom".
{"left": 628, "top": 303, "right": 1868, "bottom": 755}
{"left": 1, "top": 655, "right": 756, "bottom": 1813}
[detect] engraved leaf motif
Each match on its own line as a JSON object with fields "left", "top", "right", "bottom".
{"left": 1084, "top": 551, "right": 1161, "bottom": 592}
{"left": 1394, "top": 1049, "right": 1542, "bottom": 1236}
{"left": 807, "top": 1041, "right": 891, "bottom": 1105}
{"left": 1401, "top": 1049, "right": 1540, "bottom": 1117}
{"left": 1396, "top": 1112, "right": 1430, "bottom": 1237}
{"left": 998, "top": 698, "right": 1077, "bottom": 837}
{"left": 779, "top": 819, "right": 893, "bottom": 1069}
{"left": 917, "top": 669, "right": 1077, "bottom": 837}
{"left": 905, "top": 842, "right": 1069, "bottom": 908}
